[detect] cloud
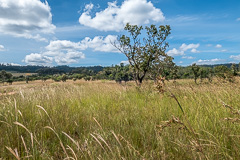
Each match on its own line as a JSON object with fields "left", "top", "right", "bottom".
{"left": 46, "top": 40, "right": 85, "bottom": 51}
{"left": 23, "top": 35, "right": 118, "bottom": 65}
{"left": 80, "top": 35, "right": 119, "bottom": 52}
{"left": 24, "top": 53, "right": 53, "bottom": 65}
{"left": 0, "top": 0, "right": 56, "bottom": 41}
{"left": 180, "top": 43, "right": 200, "bottom": 52}
{"left": 167, "top": 48, "right": 184, "bottom": 56}
{"left": 182, "top": 56, "right": 195, "bottom": 59}
{"left": 230, "top": 55, "right": 240, "bottom": 61}
{"left": 46, "top": 35, "right": 119, "bottom": 53}
{"left": 79, "top": 0, "right": 165, "bottom": 31}
{"left": 84, "top": 3, "right": 94, "bottom": 12}
{"left": 24, "top": 40, "right": 86, "bottom": 65}
{"left": 120, "top": 60, "right": 129, "bottom": 65}
{"left": 236, "top": 18, "right": 240, "bottom": 21}
{"left": 191, "top": 48, "right": 200, "bottom": 53}
{"left": 196, "top": 58, "right": 222, "bottom": 65}
{"left": 221, "top": 49, "right": 227, "bottom": 52}
{"left": 0, "top": 45, "right": 4, "bottom": 51}
{"left": 215, "top": 44, "right": 222, "bottom": 48}
{"left": 167, "top": 43, "right": 200, "bottom": 56}
{"left": 53, "top": 51, "right": 85, "bottom": 65}
{"left": 24, "top": 51, "right": 85, "bottom": 66}
{"left": 169, "top": 15, "right": 199, "bottom": 23}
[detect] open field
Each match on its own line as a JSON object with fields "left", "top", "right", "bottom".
{"left": 8, "top": 72, "right": 37, "bottom": 77}
{"left": 0, "top": 78, "right": 240, "bottom": 159}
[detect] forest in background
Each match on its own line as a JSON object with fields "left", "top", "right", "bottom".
{"left": 0, "top": 63, "right": 240, "bottom": 85}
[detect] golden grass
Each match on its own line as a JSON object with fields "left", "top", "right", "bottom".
{"left": 0, "top": 78, "right": 240, "bottom": 159}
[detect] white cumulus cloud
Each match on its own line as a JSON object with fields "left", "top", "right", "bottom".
{"left": 191, "top": 48, "right": 200, "bottom": 53}
{"left": 79, "top": 0, "right": 165, "bottom": 31}
{"left": 180, "top": 43, "right": 200, "bottom": 52}
{"left": 80, "top": 35, "right": 119, "bottom": 52}
{"left": 24, "top": 40, "right": 86, "bottom": 65}
{"left": 23, "top": 35, "right": 119, "bottom": 65}
{"left": 196, "top": 58, "right": 222, "bottom": 65}
{"left": 46, "top": 40, "right": 85, "bottom": 51}
{"left": 0, "top": 0, "right": 56, "bottom": 41}
{"left": 53, "top": 51, "right": 85, "bottom": 65}
{"left": 45, "top": 35, "right": 119, "bottom": 53}
{"left": 0, "top": 44, "right": 4, "bottom": 51}
{"left": 24, "top": 53, "right": 53, "bottom": 65}
{"left": 167, "top": 48, "right": 184, "bottom": 56}
{"left": 230, "top": 55, "right": 240, "bottom": 61}
{"left": 167, "top": 43, "right": 200, "bottom": 56}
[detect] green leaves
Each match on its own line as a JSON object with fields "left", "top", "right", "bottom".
{"left": 114, "top": 23, "right": 172, "bottom": 85}
{"left": 0, "top": 70, "right": 13, "bottom": 83}
{"left": 191, "top": 63, "right": 200, "bottom": 84}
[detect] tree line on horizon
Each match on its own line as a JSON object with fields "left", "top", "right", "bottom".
{"left": 0, "top": 62, "right": 240, "bottom": 85}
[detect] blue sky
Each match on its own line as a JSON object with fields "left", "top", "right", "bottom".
{"left": 0, "top": 0, "right": 240, "bottom": 66}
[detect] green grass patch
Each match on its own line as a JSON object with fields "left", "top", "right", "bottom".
{"left": 0, "top": 79, "right": 240, "bottom": 159}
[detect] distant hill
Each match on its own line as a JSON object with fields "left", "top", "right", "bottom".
{"left": 0, "top": 63, "right": 239, "bottom": 74}
{"left": 199, "top": 63, "right": 239, "bottom": 68}
{"left": 0, "top": 64, "right": 47, "bottom": 73}
{"left": 0, "top": 64, "right": 104, "bottom": 74}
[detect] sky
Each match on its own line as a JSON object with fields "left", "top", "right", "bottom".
{"left": 0, "top": 0, "right": 240, "bottom": 67}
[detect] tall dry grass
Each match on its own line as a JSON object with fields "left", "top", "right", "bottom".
{"left": 0, "top": 78, "right": 240, "bottom": 159}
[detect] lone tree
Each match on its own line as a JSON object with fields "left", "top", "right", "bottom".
{"left": 231, "top": 63, "right": 238, "bottom": 76}
{"left": 171, "top": 66, "right": 179, "bottom": 82}
{"left": 191, "top": 63, "right": 200, "bottom": 84}
{"left": 61, "top": 74, "right": 67, "bottom": 82}
{"left": 113, "top": 23, "right": 172, "bottom": 85}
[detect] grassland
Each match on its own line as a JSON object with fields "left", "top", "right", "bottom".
{"left": 8, "top": 71, "right": 37, "bottom": 77}
{"left": 0, "top": 78, "right": 240, "bottom": 159}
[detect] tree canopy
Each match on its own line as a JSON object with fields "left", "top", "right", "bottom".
{"left": 113, "top": 23, "right": 173, "bottom": 85}
{"left": 0, "top": 70, "right": 13, "bottom": 84}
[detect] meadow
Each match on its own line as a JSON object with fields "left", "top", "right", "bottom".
{"left": 0, "top": 78, "right": 240, "bottom": 159}
{"left": 9, "top": 72, "right": 37, "bottom": 77}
